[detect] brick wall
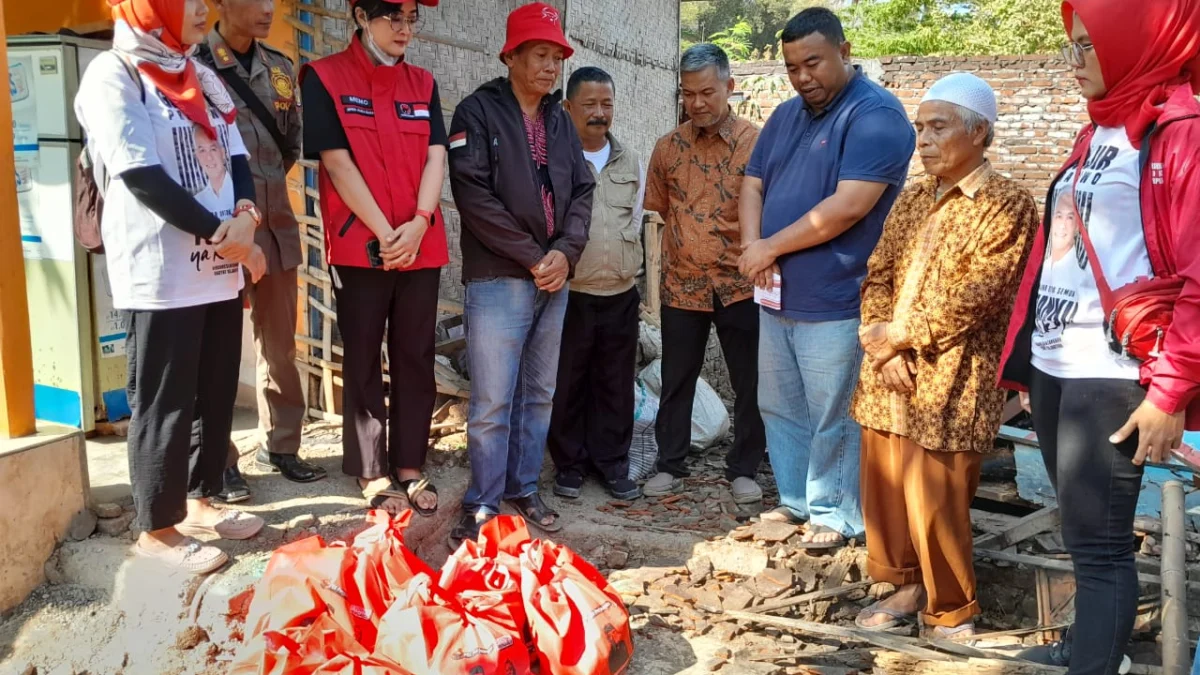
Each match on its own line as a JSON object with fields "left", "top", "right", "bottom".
{"left": 733, "top": 55, "right": 1090, "bottom": 202}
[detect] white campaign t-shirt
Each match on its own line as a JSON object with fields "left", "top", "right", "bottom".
{"left": 583, "top": 142, "right": 612, "bottom": 174}
{"left": 1030, "top": 125, "right": 1152, "bottom": 380}
{"left": 75, "top": 52, "right": 247, "bottom": 311}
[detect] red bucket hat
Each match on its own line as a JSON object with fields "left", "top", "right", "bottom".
{"left": 500, "top": 3, "right": 574, "bottom": 62}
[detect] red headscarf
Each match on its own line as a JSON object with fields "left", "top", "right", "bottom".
{"left": 108, "top": 0, "right": 235, "bottom": 139}
{"left": 1063, "top": 0, "right": 1200, "bottom": 147}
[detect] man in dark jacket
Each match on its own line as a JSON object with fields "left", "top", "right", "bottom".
{"left": 448, "top": 2, "right": 595, "bottom": 543}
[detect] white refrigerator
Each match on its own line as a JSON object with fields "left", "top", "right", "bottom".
{"left": 8, "top": 34, "right": 129, "bottom": 432}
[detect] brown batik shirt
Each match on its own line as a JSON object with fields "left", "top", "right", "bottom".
{"left": 851, "top": 162, "right": 1039, "bottom": 453}
{"left": 644, "top": 111, "right": 758, "bottom": 311}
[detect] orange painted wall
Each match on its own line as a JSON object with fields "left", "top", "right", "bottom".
{"left": 4, "top": 0, "right": 296, "bottom": 57}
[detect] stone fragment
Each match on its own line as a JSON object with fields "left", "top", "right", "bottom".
{"left": 753, "top": 568, "right": 793, "bottom": 598}
{"left": 694, "top": 541, "right": 770, "bottom": 578}
{"left": 610, "top": 577, "right": 646, "bottom": 598}
{"left": 714, "top": 647, "right": 733, "bottom": 660}
{"left": 703, "top": 658, "right": 726, "bottom": 672}
{"left": 729, "top": 527, "right": 755, "bottom": 541}
{"left": 749, "top": 521, "right": 799, "bottom": 543}
{"left": 648, "top": 614, "right": 671, "bottom": 628}
{"left": 97, "top": 511, "right": 134, "bottom": 537}
{"left": 728, "top": 661, "right": 781, "bottom": 675}
{"left": 662, "top": 584, "right": 694, "bottom": 608}
{"left": 687, "top": 556, "right": 714, "bottom": 584}
{"left": 67, "top": 508, "right": 98, "bottom": 541}
{"left": 711, "top": 623, "right": 740, "bottom": 642}
{"left": 609, "top": 500, "right": 632, "bottom": 509}
{"left": 721, "top": 584, "right": 755, "bottom": 612}
{"left": 606, "top": 549, "right": 630, "bottom": 570}
{"left": 175, "top": 626, "right": 209, "bottom": 650}
{"left": 287, "top": 513, "right": 318, "bottom": 530}
{"left": 694, "top": 590, "right": 723, "bottom": 614}
{"left": 94, "top": 503, "right": 124, "bottom": 519}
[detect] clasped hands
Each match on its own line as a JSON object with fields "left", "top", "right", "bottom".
{"left": 860, "top": 322, "right": 917, "bottom": 393}
{"left": 211, "top": 203, "right": 266, "bottom": 283}
{"left": 379, "top": 215, "right": 431, "bottom": 270}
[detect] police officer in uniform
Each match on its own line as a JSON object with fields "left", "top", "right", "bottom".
{"left": 202, "top": 0, "right": 327, "bottom": 502}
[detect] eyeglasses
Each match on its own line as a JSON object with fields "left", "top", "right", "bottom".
{"left": 1060, "top": 41, "right": 1095, "bottom": 68}
{"left": 381, "top": 13, "right": 423, "bottom": 34}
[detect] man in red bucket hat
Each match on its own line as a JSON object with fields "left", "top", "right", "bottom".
{"left": 447, "top": 2, "right": 595, "bottom": 544}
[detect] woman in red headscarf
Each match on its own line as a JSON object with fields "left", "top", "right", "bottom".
{"left": 998, "top": 0, "right": 1200, "bottom": 669}
{"left": 76, "top": 0, "right": 268, "bottom": 575}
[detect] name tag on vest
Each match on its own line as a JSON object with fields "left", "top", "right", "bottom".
{"left": 340, "top": 95, "right": 374, "bottom": 117}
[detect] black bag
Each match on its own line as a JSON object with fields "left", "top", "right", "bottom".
{"left": 74, "top": 53, "right": 143, "bottom": 254}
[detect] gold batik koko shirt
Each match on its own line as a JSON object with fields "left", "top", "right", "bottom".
{"left": 852, "top": 162, "right": 1039, "bottom": 453}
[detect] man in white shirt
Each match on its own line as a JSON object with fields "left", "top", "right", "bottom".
{"left": 548, "top": 66, "right": 645, "bottom": 502}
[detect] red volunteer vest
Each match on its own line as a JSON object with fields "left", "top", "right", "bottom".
{"left": 301, "top": 39, "right": 448, "bottom": 270}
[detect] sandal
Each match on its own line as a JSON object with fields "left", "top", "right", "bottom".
{"left": 795, "top": 523, "right": 848, "bottom": 551}
{"left": 360, "top": 478, "right": 410, "bottom": 513}
{"left": 855, "top": 601, "right": 917, "bottom": 632}
{"left": 759, "top": 506, "right": 807, "bottom": 526}
{"left": 399, "top": 478, "right": 439, "bottom": 517}
{"left": 450, "top": 509, "right": 495, "bottom": 545}
{"left": 505, "top": 493, "right": 562, "bottom": 533}
{"left": 929, "top": 622, "right": 977, "bottom": 646}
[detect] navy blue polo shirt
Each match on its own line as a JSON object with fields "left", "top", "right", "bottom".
{"left": 746, "top": 68, "right": 915, "bottom": 321}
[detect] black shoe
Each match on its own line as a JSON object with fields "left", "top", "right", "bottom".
{"left": 215, "top": 466, "right": 251, "bottom": 504}
{"left": 255, "top": 449, "right": 327, "bottom": 483}
{"left": 554, "top": 472, "right": 584, "bottom": 499}
{"left": 606, "top": 477, "right": 641, "bottom": 501}
{"left": 1017, "top": 627, "right": 1071, "bottom": 666}
{"left": 450, "top": 509, "right": 494, "bottom": 545}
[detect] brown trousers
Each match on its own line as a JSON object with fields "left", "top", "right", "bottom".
{"left": 861, "top": 427, "right": 982, "bottom": 627}
{"left": 226, "top": 266, "right": 307, "bottom": 468}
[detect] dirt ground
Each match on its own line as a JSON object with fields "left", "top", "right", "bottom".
{"left": 2, "top": 415, "right": 1190, "bottom": 675}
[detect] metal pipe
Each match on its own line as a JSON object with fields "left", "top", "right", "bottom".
{"left": 1160, "top": 480, "right": 1189, "bottom": 674}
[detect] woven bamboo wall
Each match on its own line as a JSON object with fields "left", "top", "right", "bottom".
{"left": 288, "top": 0, "right": 681, "bottom": 419}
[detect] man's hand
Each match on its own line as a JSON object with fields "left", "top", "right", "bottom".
{"left": 1111, "top": 399, "right": 1185, "bottom": 465}
{"left": 876, "top": 353, "right": 916, "bottom": 393}
{"left": 212, "top": 212, "right": 256, "bottom": 262}
{"left": 738, "top": 238, "right": 777, "bottom": 280}
{"left": 859, "top": 322, "right": 890, "bottom": 357}
{"left": 382, "top": 216, "right": 429, "bottom": 270}
{"left": 531, "top": 250, "right": 570, "bottom": 293}
{"left": 754, "top": 263, "right": 780, "bottom": 291}
{"left": 245, "top": 245, "right": 267, "bottom": 284}
{"left": 1019, "top": 391, "right": 1031, "bottom": 413}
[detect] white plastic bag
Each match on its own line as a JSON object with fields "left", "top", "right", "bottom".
{"left": 628, "top": 379, "right": 660, "bottom": 482}
{"left": 637, "top": 360, "right": 731, "bottom": 450}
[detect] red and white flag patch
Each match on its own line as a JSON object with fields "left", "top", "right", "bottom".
{"left": 449, "top": 131, "right": 468, "bottom": 149}
{"left": 411, "top": 103, "right": 430, "bottom": 119}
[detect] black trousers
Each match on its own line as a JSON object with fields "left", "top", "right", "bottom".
{"left": 655, "top": 296, "right": 766, "bottom": 481}
{"left": 1029, "top": 368, "right": 1145, "bottom": 675}
{"left": 548, "top": 287, "right": 640, "bottom": 482}
{"left": 333, "top": 265, "right": 439, "bottom": 480}
{"left": 126, "top": 297, "right": 243, "bottom": 532}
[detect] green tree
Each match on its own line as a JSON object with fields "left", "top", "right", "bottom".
{"left": 841, "top": 0, "right": 1064, "bottom": 57}
{"left": 681, "top": 0, "right": 830, "bottom": 58}
{"left": 708, "top": 19, "right": 755, "bottom": 61}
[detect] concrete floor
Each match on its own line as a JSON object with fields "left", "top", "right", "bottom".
{"left": 85, "top": 407, "right": 260, "bottom": 505}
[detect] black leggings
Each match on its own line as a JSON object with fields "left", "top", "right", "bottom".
{"left": 126, "top": 298, "right": 243, "bottom": 532}
{"left": 1029, "top": 368, "right": 1146, "bottom": 675}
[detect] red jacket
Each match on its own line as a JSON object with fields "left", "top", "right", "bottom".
{"left": 999, "top": 86, "right": 1200, "bottom": 429}
{"left": 299, "top": 39, "right": 448, "bottom": 270}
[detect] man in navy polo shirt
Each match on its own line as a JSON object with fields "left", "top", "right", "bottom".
{"left": 738, "top": 7, "right": 915, "bottom": 549}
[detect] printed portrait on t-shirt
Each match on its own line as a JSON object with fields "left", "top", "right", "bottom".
{"left": 1048, "top": 188, "right": 1082, "bottom": 265}
{"left": 193, "top": 125, "right": 229, "bottom": 196}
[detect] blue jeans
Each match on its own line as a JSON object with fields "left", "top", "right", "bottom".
{"left": 758, "top": 312, "right": 864, "bottom": 537}
{"left": 462, "top": 278, "right": 569, "bottom": 514}
{"left": 1192, "top": 644, "right": 1199, "bottom": 675}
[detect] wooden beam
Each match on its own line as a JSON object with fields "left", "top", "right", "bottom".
{"left": 974, "top": 549, "right": 1200, "bottom": 594}
{"left": 741, "top": 580, "right": 871, "bottom": 615}
{"left": 0, "top": 4, "right": 37, "bottom": 439}
{"left": 974, "top": 506, "right": 1059, "bottom": 550}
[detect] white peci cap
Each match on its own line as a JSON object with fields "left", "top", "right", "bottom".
{"left": 921, "top": 72, "right": 998, "bottom": 123}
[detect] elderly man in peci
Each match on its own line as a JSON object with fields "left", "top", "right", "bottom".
{"left": 851, "top": 73, "right": 1039, "bottom": 639}
{"left": 447, "top": 3, "right": 595, "bottom": 543}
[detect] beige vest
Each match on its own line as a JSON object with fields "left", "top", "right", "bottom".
{"left": 572, "top": 136, "right": 643, "bottom": 296}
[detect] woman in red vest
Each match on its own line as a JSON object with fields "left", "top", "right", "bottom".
{"left": 299, "top": 0, "right": 448, "bottom": 516}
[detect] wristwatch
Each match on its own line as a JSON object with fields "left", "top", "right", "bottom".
{"left": 234, "top": 203, "right": 263, "bottom": 227}
{"left": 415, "top": 209, "right": 435, "bottom": 227}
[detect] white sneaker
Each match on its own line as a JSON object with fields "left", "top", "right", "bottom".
{"left": 643, "top": 472, "right": 682, "bottom": 498}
